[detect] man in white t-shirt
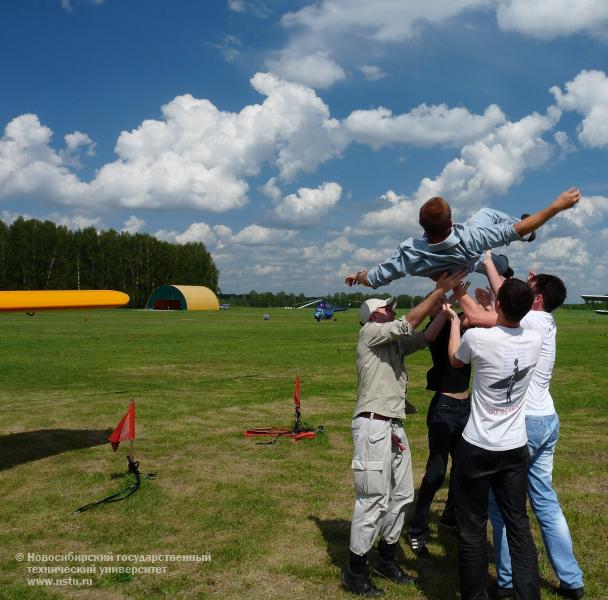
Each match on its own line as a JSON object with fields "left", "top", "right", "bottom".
{"left": 451, "top": 267, "right": 585, "bottom": 599}
{"left": 447, "top": 278, "right": 542, "bottom": 600}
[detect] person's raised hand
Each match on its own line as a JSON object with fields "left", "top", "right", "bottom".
{"left": 435, "top": 270, "right": 466, "bottom": 292}
{"left": 442, "top": 302, "right": 458, "bottom": 321}
{"left": 475, "top": 286, "right": 494, "bottom": 310}
{"left": 552, "top": 187, "right": 581, "bottom": 212}
{"left": 450, "top": 280, "right": 470, "bottom": 300}
{"left": 344, "top": 270, "right": 369, "bottom": 287}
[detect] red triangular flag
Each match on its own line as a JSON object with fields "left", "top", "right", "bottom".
{"left": 109, "top": 400, "right": 135, "bottom": 451}
{"left": 293, "top": 372, "right": 301, "bottom": 412}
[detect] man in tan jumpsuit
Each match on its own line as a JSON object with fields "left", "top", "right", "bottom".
{"left": 343, "top": 271, "right": 463, "bottom": 597}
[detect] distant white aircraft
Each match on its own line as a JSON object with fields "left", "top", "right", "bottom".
{"left": 581, "top": 295, "right": 608, "bottom": 315}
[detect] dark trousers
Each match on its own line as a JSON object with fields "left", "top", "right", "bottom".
{"left": 454, "top": 440, "right": 539, "bottom": 600}
{"left": 409, "top": 393, "right": 470, "bottom": 537}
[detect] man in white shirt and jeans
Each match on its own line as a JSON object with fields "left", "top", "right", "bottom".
{"left": 488, "top": 275, "right": 584, "bottom": 599}
{"left": 447, "top": 278, "right": 542, "bottom": 600}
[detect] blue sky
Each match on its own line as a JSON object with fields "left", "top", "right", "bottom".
{"left": 1, "top": 0, "right": 607, "bottom": 299}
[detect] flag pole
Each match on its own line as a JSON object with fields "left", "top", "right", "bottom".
{"left": 293, "top": 370, "right": 302, "bottom": 433}
{"left": 128, "top": 399, "right": 135, "bottom": 464}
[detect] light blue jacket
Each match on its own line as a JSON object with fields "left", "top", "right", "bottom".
{"left": 366, "top": 208, "right": 523, "bottom": 288}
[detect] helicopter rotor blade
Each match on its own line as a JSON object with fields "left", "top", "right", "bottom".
{"left": 295, "top": 298, "right": 323, "bottom": 309}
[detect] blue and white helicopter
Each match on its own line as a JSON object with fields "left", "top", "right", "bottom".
{"left": 296, "top": 298, "right": 352, "bottom": 321}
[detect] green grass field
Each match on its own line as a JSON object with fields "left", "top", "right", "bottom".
{"left": 0, "top": 307, "right": 606, "bottom": 600}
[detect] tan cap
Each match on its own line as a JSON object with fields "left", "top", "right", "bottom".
{"left": 359, "top": 296, "right": 397, "bottom": 324}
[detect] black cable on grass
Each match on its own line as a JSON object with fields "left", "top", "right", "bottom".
{"left": 72, "top": 456, "right": 156, "bottom": 514}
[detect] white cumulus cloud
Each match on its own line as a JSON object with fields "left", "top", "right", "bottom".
{"left": 231, "top": 224, "right": 297, "bottom": 246}
{"left": 275, "top": 0, "right": 492, "bottom": 89}
{"left": 560, "top": 195, "right": 608, "bottom": 228}
{"left": 551, "top": 70, "right": 608, "bottom": 149}
{"left": 154, "top": 228, "right": 180, "bottom": 242}
{"left": 358, "top": 191, "right": 420, "bottom": 234}
{"left": 227, "top": 0, "right": 270, "bottom": 18}
{"left": 175, "top": 222, "right": 217, "bottom": 245}
{"left": 358, "top": 107, "right": 561, "bottom": 233}
{"left": 344, "top": 103, "right": 505, "bottom": 149}
{"left": 0, "top": 74, "right": 347, "bottom": 210}
{"left": 282, "top": 0, "right": 491, "bottom": 43}
{"left": 253, "top": 264, "right": 282, "bottom": 275}
{"left": 359, "top": 65, "right": 387, "bottom": 81}
{"left": 413, "top": 108, "right": 560, "bottom": 211}
{"left": 122, "top": 215, "right": 145, "bottom": 234}
{"left": 266, "top": 50, "right": 346, "bottom": 89}
{"left": 269, "top": 0, "right": 608, "bottom": 93}
{"left": 227, "top": 0, "right": 246, "bottom": 12}
{"left": 274, "top": 182, "right": 342, "bottom": 226}
{"left": 530, "top": 236, "right": 589, "bottom": 267}
{"left": 51, "top": 213, "right": 102, "bottom": 230}
{"left": 261, "top": 177, "right": 282, "bottom": 201}
{"left": 0, "top": 114, "right": 90, "bottom": 204}
{"left": 64, "top": 131, "right": 95, "bottom": 157}
{"left": 496, "top": 0, "right": 608, "bottom": 39}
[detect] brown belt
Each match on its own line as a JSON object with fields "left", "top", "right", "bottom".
{"left": 357, "top": 411, "right": 399, "bottom": 422}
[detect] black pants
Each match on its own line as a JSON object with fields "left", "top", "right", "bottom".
{"left": 408, "top": 393, "right": 470, "bottom": 537}
{"left": 454, "top": 440, "right": 539, "bottom": 600}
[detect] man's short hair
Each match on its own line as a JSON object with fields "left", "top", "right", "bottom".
{"left": 419, "top": 197, "right": 451, "bottom": 238}
{"left": 531, "top": 274, "right": 567, "bottom": 313}
{"left": 497, "top": 278, "right": 534, "bottom": 322}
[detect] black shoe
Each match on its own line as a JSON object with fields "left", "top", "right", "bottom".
{"left": 373, "top": 557, "right": 415, "bottom": 585}
{"left": 408, "top": 534, "right": 430, "bottom": 558}
{"left": 556, "top": 584, "right": 585, "bottom": 599}
{"left": 342, "top": 567, "right": 384, "bottom": 597}
{"left": 487, "top": 581, "right": 513, "bottom": 599}
{"left": 520, "top": 214, "right": 536, "bottom": 242}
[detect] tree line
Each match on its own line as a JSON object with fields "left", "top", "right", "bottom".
{"left": 219, "top": 291, "right": 425, "bottom": 308}
{"left": 0, "top": 218, "right": 218, "bottom": 307}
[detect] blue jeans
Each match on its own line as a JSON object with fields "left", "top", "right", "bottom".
{"left": 488, "top": 414, "right": 584, "bottom": 590}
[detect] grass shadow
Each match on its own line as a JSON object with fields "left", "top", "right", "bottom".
{"left": 0, "top": 428, "right": 111, "bottom": 470}
{"left": 308, "top": 515, "right": 351, "bottom": 570}
{"left": 408, "top": 522, "right": 460, "bottom": 600}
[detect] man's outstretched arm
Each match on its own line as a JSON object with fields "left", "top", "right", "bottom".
{"left": 483, "top": 250, "right": 504, "bottom": 297}
{"left": 514, "top": 188, "right": 582, "bottom": 237}
{"left": 447, "top": 306, "right": 466, "bottom": 368}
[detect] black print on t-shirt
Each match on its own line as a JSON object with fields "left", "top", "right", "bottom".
{"left": 489, "top": 358, "right": 533, "bottom": 403}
